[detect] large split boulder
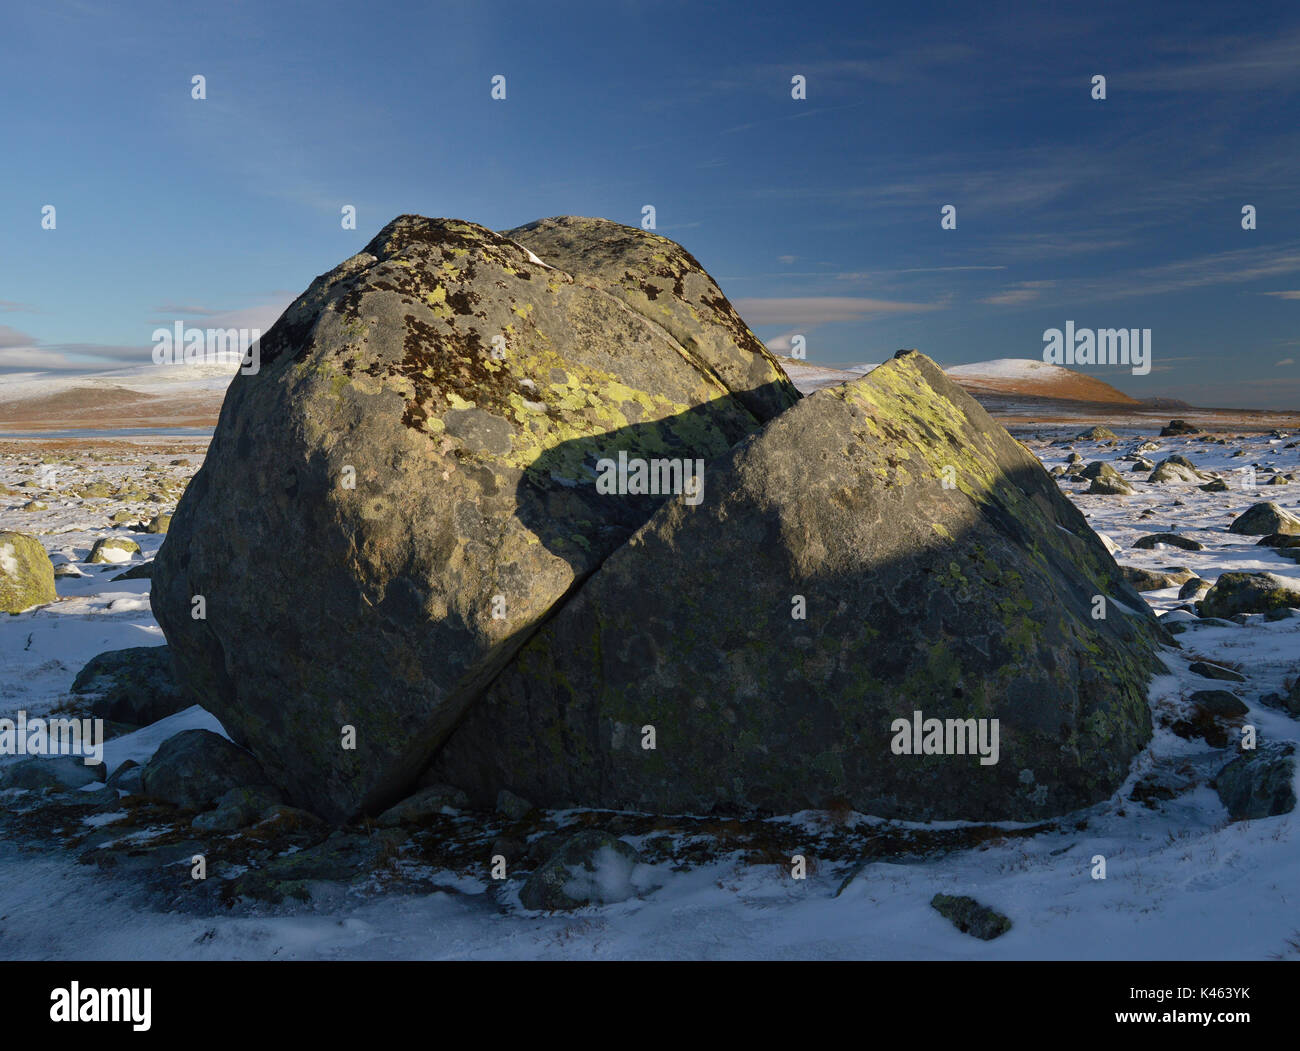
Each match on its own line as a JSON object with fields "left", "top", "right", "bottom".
{"left": 428, "top": 351, "right": 1168, "bottom": 822}
{"left": 151, "top": 215, "right": 796, "bottom": 823}
{"left": 0, "top": 531, "right": 56, "bottom": 613}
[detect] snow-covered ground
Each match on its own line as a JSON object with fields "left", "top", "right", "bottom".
{"left": 778, "top": 359, "right": 877, "bottom": 393}
{"left": 0, "top": 361, "right": 241, "bottom": 408}
{"left": 1, "top": 428, "right": 1299, "bottom": 960}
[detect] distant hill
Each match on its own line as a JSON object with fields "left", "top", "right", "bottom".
{"left": 0, "top": 361, "right": 238, "bottom": 430}
{"left": 944, "top": 359, "right": 1140, "bottom": 406}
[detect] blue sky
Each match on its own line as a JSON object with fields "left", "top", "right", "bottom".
{"left": 2, "top": 0, "right": 1298, "bottom": 408}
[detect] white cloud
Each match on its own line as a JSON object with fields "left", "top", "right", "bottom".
{"left": 980, "top": 280, "right": 1055, "bottom": 306}
{"left": 762, "top": 330, "right": 801, "bottom": 353}
{"left": 0, "top": 295, "right": 294, "bottom": 376}
{"left": 734, "top": 296, "right": 946, "bottom": 325}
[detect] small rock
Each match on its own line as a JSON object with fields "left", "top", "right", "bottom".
{"left": 140, "top": 729, "right": 269, "bottom": 810}
{"left": 1255, "top": 533, "right": 1300, "bottom": 549}
{"left": 1258, "top": 683, "right": 1300, "bottom": 716}
{"left": 1133, "top": 533, "right": 1204, "bottom": 551}
{"left": 105, "top": 759, "right": 142, "bottom": 793}
{"left": 72, "top": 646, "right": 188, "bottom": 727}
{"left": 490, "top": 835, "right": 527, "bottom": 863}
{"left": 228, "top": 828, "right": 405, "bottom": 903}
{"left": 1, "top": 755, "right": 106, "bottom": 791}
{"left": 930, "top": 893, "right": 1012, "bottom": 940}
{"left": 496, "top": 788, "right": 535, "bottom": 821}
{"left": 1148, "top": 456, "right": 1209, "bottom": 484}
{"left": 0, "top": 531, "right": 57, "bottom": 613}
{"left": 1170, "top": 690, "right": 1248, "bottom": 747}
{"left": 1213, "top": 743, "right": 1297, "bottom": 821}
{"left": 1188, "top": 661, "right": 1246, "bottom": 683}
{"left": 110, "top": 561, "right": 154, "bottom": 582}
{"left": 1200, "top": 572, "right": 1300, "bottom": 618}
{"left": 1187, "top": 690, "right": 1248, "bottom": 716}
{"left": 256, "top": 804, "right": 327, "bottom": 830}
{"left": 192, "top": 785, "right": 283, "bottom": 831}
{"left": 87, "top": 537, "right": 141, "bottom": 564}
{"left": 1130, "top": 765, "right": 1196, "bottom": 807}
{"left": 519, "top": 830, "right": 648, "bottom": 911}
{"left": 1082, "top": 462, "right": 1132, "bottom": 495}
{"left": 1121, "top": 565, "right": 1196, "bottom": 591}
{"left": 1228, "top": 502, "right": 1300, "bottom": 537}
{"left": 375, "top": 783, "right": 470, "bottom": 826}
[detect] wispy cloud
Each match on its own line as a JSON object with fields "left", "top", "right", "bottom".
{"left": 0, "top": 295, "right": 293, "bottom": 376}
{"left": 1126, "top": 29, "right": 1300, "bottom": 92}
{"left": 980, "top": 280, "right": 1056, "bottom": 306}
{"left": 762, "top": 330, "right": 801, "bottom": 354}
{"left": 145, "top": 297, "right": 293, "bottom": 333}
{"left": 733, "top": 296, "right": 947, "bottom": 325}
{"left": 0, "top": 340, "right": 150, "bottom": 374}
{"left": 1015, "top": 245, "right": 1300, "bottom": 307}
{"left": 0, "top": 326, "right": 34, "bottom": 349}
{"left": 152, "top": 302, "right": 226, "bottom": 316}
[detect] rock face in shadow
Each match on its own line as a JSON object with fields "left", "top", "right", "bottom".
{"left": 151, "top": 215, "right": 788, "bottom": 823}
{"left": 428, "top": 352, "right": 1167, "bottom": 822}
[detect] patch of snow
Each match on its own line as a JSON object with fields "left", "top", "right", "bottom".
{"left": 947, "top": 358, "right": 1060, "bottom": 380}
{"left": 82, "top": 810, "right": 129, "bottom": 828}
{"left": 101, "top": 706, "right": 230, "bottom": 776}
{"left": 559, "top": 847, "right": 663, "bottom": 907}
